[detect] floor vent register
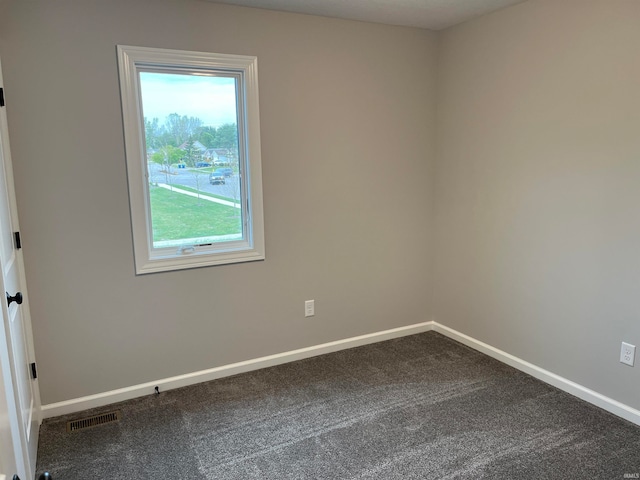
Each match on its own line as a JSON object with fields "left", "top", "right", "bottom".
{"left": 66, "top": 411, "right": 121, "bottom": 432}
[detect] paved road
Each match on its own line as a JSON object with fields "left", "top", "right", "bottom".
{"left": 148, "top": 163, "right": 241, "bottom": 199}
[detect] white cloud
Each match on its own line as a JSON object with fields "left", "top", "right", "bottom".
{"left": 140, "top": 72, "right": 238, "bottom": 127}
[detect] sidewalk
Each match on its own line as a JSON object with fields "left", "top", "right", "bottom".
{"left": 156, "top": 183, "right": 241, "bottom": 209}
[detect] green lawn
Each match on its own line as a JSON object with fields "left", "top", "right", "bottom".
{"left": 149, "top": 186, "right": 242, "bottom": 242}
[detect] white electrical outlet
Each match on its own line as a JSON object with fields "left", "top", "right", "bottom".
{"left": 620, "top": 342, "right": 636, "bottom": 367}
{"left": 304, "top": 300, "right": 315, "bottom": 317}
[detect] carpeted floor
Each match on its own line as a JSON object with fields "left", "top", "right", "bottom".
{"left": 36, "top": 332, "right": 640, "bottom": 479}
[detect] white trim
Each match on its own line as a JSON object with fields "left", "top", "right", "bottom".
{"left": 42, "top": 320, "right": 640, "bottom": 427}
{"left": 432, "top": 322, "right": 640, "bottom": 427}
{"left": 41, "top": 321, "right": 434, "bottom": 418}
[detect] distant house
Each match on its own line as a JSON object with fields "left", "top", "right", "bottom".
{"left": 206, "top": 148, "right": 233, "bottom": 165}
{"left": 178, "top": 140, "right": 207, "bottom": 153}
{"left": 204, "top": 148, "right": 229, "bottom": 165}
{"left": 177, "top": 140, "right": 208, "bottom": 165}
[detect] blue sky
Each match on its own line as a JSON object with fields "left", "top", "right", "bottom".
{"left": 139, "top": 71, "right": 238, "bottom": 127}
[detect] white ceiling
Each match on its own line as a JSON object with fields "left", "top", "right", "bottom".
{"left": 205, "top": 0, "right": 528, "bottom": 30}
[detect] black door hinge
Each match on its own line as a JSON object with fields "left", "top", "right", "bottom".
{"left": 0, "top": 87, "right": 4, "bottom": 107}
{"left": 30, "top": 362, "right": 37, "bottom": 380}
{"left": 14, "top": 231, "right": 21, "bottom": 249}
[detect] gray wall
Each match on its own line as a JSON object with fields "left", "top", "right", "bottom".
{"left": 2, "top": 0, "right": 639, "bottom": 414}
{"left": 0, "top": 0, "right": 438, "bottom": 404}
{"left": 435, "top": 0, "right": 640, "bottom": 410}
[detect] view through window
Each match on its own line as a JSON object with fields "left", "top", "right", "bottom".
{"left": 140, "top": 71, "right": 244, "bottom": 248}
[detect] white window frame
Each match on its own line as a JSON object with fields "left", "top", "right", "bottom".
{"left": 117, "top": 45, "right": 265, "bottom": 274}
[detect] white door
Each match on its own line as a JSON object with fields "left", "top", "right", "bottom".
{"left": 0, "top": 58, "right": 41, "bottom": 480}
{"left": 0, "top": 344, "right": 18, "bottom": 478}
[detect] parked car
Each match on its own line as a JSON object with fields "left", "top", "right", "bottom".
{"left": 195, "top": 161, "right": 212, "bottom": 167}
{"left": 209, "top": 171, "right": 225, "bottom": 185}
{"left": 216, "top": 168, "right": 233, "bottom": 177}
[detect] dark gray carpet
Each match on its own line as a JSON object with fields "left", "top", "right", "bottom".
{"left": 36, "top": 332, "right": 640, "bottom": 479}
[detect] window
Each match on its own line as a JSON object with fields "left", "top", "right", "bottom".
{"left": 117, "top": 45, "right": 264, "bottom": 274}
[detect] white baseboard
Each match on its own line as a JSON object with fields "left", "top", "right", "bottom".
{"left": 42, "top": 320, "right": 640, "bottom": 427}
{"left": 432, "top": 322, "right": 640, "bottom": 427}
{"left": 41, "top": 321, "right": 435, "bottom": 419}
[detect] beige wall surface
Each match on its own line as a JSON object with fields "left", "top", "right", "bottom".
{"left": 435, "top": 0, "right": 640, "bottom": 410}
{"left": 0, "top": 0, "right": 437, "bottom": 404}
{"left": 2, "top": 0, "right": 639, "bottom": 414}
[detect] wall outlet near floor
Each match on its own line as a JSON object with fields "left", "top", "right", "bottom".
{"left": 620, "top": 342, "right": 635, "bottom": 367}
{"left": 304, "top": 300, "right": 315, "bottom": 317}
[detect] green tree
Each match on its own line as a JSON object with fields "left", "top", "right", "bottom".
{"left": 197, "top": 126, "right": 218, "bottom": 148}
{"left": 183, "top": 138, "right": 202, "bottom": 167}
{"left": 151, "top": 145, "right": 185, "bottom": 166}
{"left": 165, "top": 113, "right": 203, "bottom": 146}
{"left": 215, "top": 123, "right": 238, "bottom": 151}
{"left": 144, "top": 117, "right": 165, "bottom": 150}
{"left": 149, "top": 145, "right": 184, "bottom": 186}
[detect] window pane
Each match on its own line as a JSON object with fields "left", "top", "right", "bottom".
{"left": 138, "top": 71, "right": 243, "bottom": 249}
